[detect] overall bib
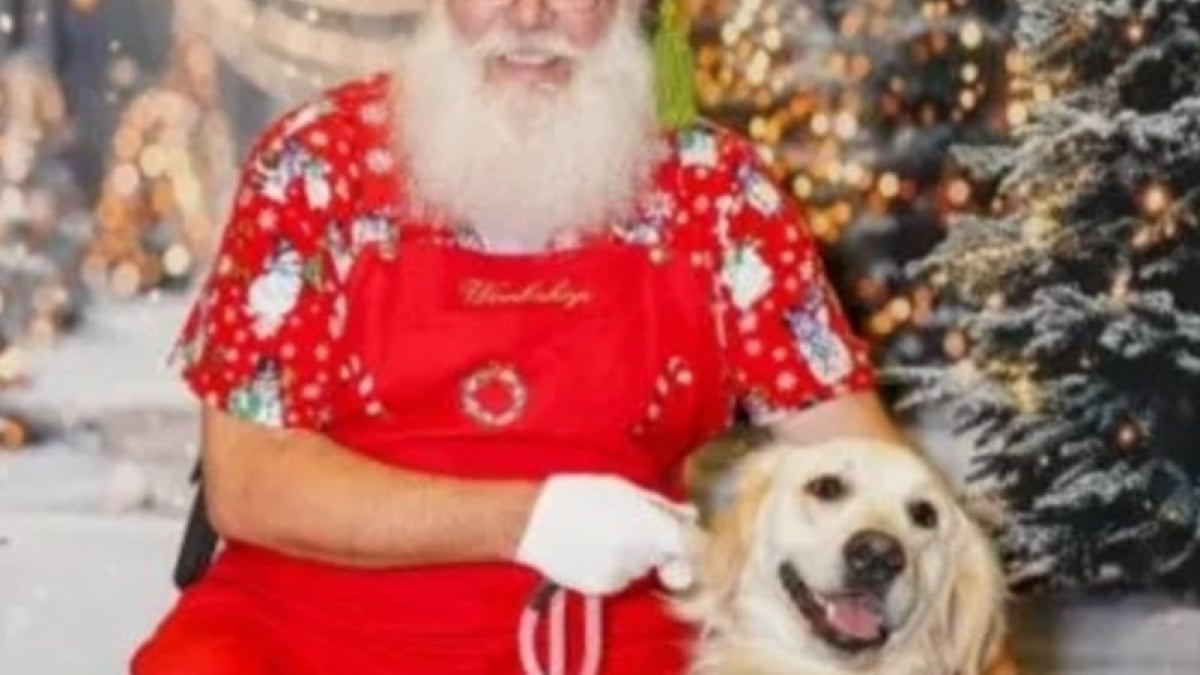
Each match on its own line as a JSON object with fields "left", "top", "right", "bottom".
{"left": 135, "top": 222, "right": 733, "bottom": 675}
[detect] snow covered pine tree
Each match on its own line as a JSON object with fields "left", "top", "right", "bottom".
{"left": 901, "top": 0, "right": 1200, "bottom": 593}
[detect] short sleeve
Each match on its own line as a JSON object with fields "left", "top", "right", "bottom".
{"left": 710, "top": 133, "right": 877, "bottom": 425}
{"left": 169, "top": 99, "right": 355, "bottom": 431}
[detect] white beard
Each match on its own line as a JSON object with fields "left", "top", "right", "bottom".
{"left": 394, "top": 2, "right": 660, "bottom": 249}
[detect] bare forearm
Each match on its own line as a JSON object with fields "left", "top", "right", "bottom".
{"left": 770, "top": 390, "right": 909, "bottom": 447}
{"left": 202, "top": 408, "right": 539, "bottom": 569}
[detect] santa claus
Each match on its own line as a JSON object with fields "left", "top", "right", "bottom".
{"left": 130, "top": 1, "right": 921, "bottom": 674}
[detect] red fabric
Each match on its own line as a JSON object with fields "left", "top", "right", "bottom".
{"left": 134, "top": 576, "right": 692, "bottom": 675}
{"left": 135, "top": 73, "right": 877, "bottom": 675}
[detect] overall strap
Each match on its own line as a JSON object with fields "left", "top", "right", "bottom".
{"left": 173, "top": 462, "right": 219, "bottom": 589}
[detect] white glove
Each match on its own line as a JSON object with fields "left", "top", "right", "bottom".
{"left": 515, "top": 475, "right": 696, "bottom": 596}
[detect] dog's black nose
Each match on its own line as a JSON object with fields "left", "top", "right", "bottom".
{"left": 844, "top": 530, "right": 906, "bottom": 587}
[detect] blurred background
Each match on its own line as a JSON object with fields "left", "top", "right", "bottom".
{"left": 1, "top": 0, "right": 1199, "bottom": 672}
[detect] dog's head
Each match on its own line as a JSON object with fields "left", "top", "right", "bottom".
{"left": 685, "top": 438, "right": 1006, "bottom": 674}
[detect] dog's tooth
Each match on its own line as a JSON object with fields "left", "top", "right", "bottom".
{"left": 823, "top": 601, "right": 835, "bottom": 617}
{"left": 816, "top": 593, "right": 832, "bottom": 612}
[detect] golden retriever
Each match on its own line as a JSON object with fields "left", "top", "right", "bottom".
{"left": 677, "top": 437, "right": 1010, "bottom": 675}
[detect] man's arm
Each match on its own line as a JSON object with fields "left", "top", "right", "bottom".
{"left": 201, "top": 406, "right": 539, "bottom": 568}
{"left": 768, "top": 390, "right": 908, "bottom": 447}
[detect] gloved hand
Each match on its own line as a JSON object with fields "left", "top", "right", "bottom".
{"left": 514, "top": 475, "right": 697, "bottom": 596}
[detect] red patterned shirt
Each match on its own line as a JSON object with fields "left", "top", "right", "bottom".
{"left": 171, "top": 74, "right": 875, "bottom": 432}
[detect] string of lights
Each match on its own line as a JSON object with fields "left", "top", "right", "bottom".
{"left": 690, "top": 0, "right": 1016, "bottom": 367}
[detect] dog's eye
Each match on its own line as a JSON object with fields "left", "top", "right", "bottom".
{"left": 908, "top": 500, "right": 939, "bottom": 529}
{"left": 805, "top": 475, "right": 847, "bottom": 502}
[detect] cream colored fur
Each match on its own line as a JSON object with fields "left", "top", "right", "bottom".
{"left": 677, "top": 438, "right": 1008, "bottom": 675}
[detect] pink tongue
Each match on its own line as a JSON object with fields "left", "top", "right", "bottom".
{"left": 827, "top": 597, "right": 884, "bottom": 640}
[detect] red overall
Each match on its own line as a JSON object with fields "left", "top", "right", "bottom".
{"left": 134, "top": 223, "right": 731, "bottom": 675}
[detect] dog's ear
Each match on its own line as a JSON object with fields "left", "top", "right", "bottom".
{"left": 935, "top": 509, "right": 1009, "bottom": 675}
{"left": 695, "top": 448, "right": 782, "bottom": 617}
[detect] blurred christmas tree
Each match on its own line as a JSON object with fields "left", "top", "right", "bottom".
{"left": 84, "top": 0, "right": 421, "bottom": 299}
{"left": 0, "top": 54, "right": 91, "bottom": 446}
{"left": 902, "top": 0, "right": 1200, "bottom": 593}
{"left": 691, "top": 0, "right": 1016, "bottom": 369}
{"left": 84, "top": 31, "right": 235, "bottom": 297}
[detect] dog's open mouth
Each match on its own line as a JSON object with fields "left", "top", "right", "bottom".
{"left": 778, "top": 561, "right": 890, "bottom": 653}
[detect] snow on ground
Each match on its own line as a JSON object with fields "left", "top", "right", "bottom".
{"left": 1, "top": 512, "right": 178, "bottom": 675}
{"left": 2, "top": 296, "right": 1200, "bottom": 673}
{"left": 6, "top": 293, "right": 194, "bottom": 419}
{"left": 1013, "top": 595, "right": 1200, "bottom": 674}
{"left": 2, "top": 295, "right": 194, "bottom": 675}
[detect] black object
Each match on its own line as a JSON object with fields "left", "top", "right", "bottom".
{"left": 526, "top": 581, "right": 560, "bottom": 612}
{"left": 843, "top": 529, "right": 907, "bottom": 589}
{"left": 173, "top": 462, "right": 219, "bottom": 589}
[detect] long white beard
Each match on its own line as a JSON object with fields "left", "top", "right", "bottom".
{"left": 395, "top": 2, "right": 660, "bottom": 248}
